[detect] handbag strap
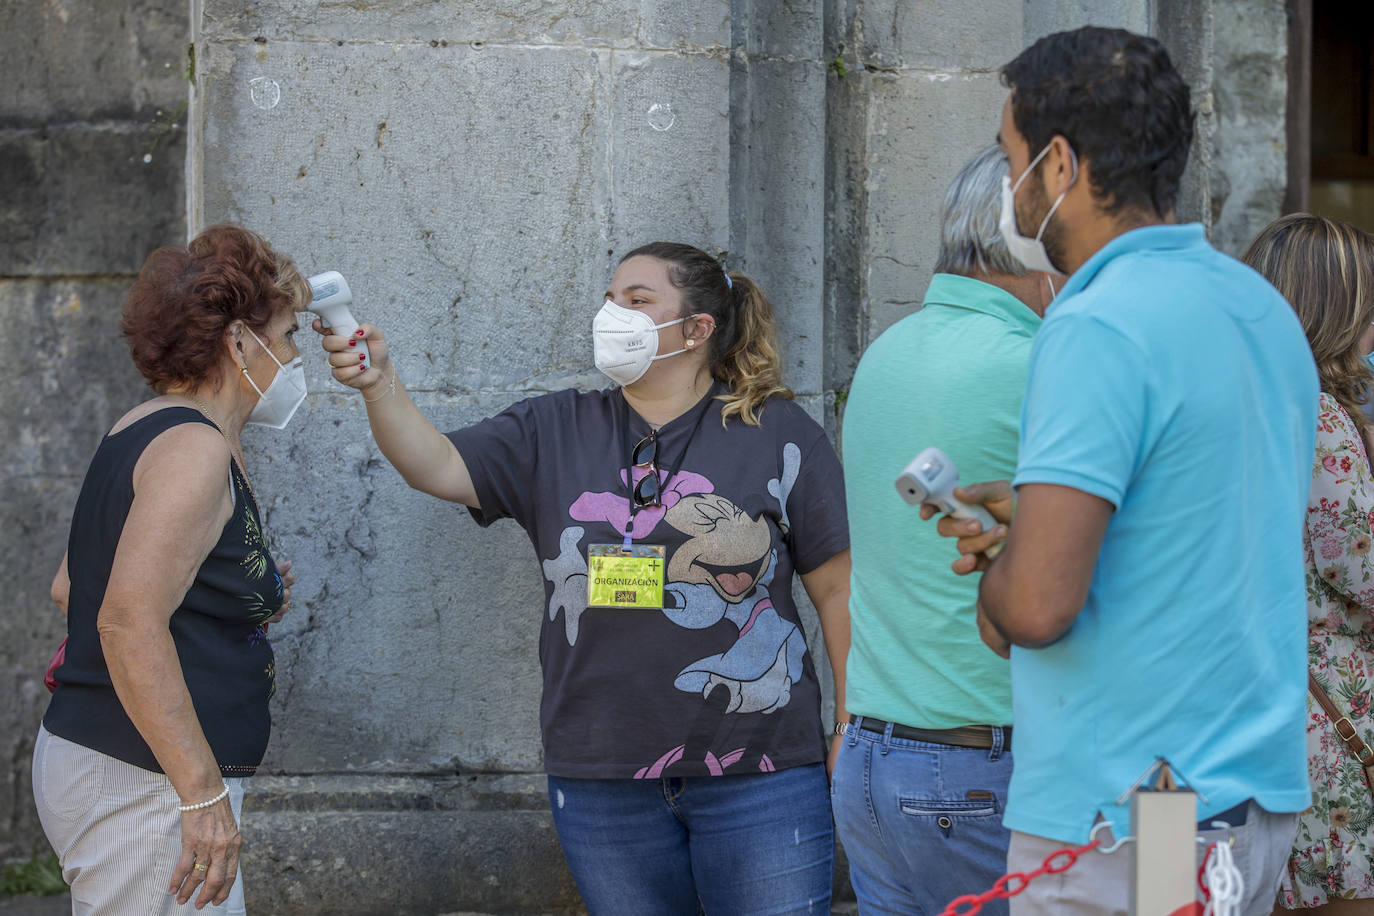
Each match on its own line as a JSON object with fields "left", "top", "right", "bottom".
{"left": 1309, "top": 672, "right": 1374, "bottom": 768}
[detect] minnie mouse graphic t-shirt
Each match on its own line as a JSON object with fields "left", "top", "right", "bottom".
{"left": 446, "top": 383, "right": 849, "bottom": 778}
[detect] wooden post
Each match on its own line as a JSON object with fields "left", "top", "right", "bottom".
{"left": 1285, "top": 0, "right": 1313, "bottom": 214}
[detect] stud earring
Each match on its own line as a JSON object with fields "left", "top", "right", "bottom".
{"left": 686, "top": 339, "right": 696, "bottom": 348}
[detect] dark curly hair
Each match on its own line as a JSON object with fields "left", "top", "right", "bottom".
{"left": 121, "top": 224, "right": 310, "bottom": 393}
{"left": 1002, "top": 26, "right": 1194, "bottom": 218}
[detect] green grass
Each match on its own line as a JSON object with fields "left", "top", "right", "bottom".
{"left": 0, "top": 852, "right": 66, "bottom": 897}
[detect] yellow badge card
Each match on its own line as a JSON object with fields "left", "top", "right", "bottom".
{"left": 587, "top": 544, "right": 666, "bottom": 609}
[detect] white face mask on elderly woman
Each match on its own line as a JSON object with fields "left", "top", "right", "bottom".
{"left": 592, "top": 300, "right": 695, "bottom": 387}
{"left": 242, "top": 327, "right": 307, "bottom": 429}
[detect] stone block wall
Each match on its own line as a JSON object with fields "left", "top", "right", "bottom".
{"left": 834, "top": 0, "right": 1288, "bottom": 359}
{"left": 0, "top": 0, "right": 187, "bottom": 867}
{"left": 188, "top": 0, "right": 836, "bottom": 909}
{"left": 2, "top": 0, "right": 1291, "bottom": 911}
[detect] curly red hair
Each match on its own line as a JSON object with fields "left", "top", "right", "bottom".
{"left": 121, "top": 224, "right": 310, "bottom": 392}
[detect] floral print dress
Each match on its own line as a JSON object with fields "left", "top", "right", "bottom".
{"left": 1280, "top": 393, "right": 1374, "bottom": 907}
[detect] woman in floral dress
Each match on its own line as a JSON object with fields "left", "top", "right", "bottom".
{"left": 1244, "top": 213, "right": 1374, "bottom": 913}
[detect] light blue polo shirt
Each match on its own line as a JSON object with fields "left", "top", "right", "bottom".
{"left": 1007, "top": 224, "right": 1317, "bottom": 844}
{"left": 844, "top": 274, "right": 1039, "bottom": 729}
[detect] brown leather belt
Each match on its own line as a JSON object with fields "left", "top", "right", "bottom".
{"left": 854, "top": 716, "right": 1011, "bottom": 750}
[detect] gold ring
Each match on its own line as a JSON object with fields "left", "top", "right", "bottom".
{"left": 193, "top": 863, "right": 209, "bottom": 872}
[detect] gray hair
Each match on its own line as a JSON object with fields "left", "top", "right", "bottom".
{"left": 933, "top": 144, "right": 1027, "bottom": 278}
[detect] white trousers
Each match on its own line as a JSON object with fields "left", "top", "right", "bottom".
{"left": 33, "top": 724, "right": 247, "bottom": 916}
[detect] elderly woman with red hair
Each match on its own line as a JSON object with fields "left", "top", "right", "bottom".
{"left": 34, "top": 224, "right": 308, "bottom": 914}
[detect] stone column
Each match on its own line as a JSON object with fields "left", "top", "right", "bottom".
{"left": 188, "top": 0, "right": 836, "bottom": 909}
{"left": 0, "top": 0, "right": 186, "bottom": 866}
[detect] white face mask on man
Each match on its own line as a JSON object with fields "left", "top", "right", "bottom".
{"left": 241, "top": 326, "right": 307, "bottom": 429}
{"left": 592, "top": 300, "right": 695, "bottom": 387}
{"left": 999, "top": 141, "right": 1079, "bottom": 276}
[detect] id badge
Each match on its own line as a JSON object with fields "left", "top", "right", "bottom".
{"left": 587, "top": 544, "right": 666, "bottom": 609}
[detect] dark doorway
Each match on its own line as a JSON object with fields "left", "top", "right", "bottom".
{"left": 1299, "top": 0, "right": 1374, "bottom": 230}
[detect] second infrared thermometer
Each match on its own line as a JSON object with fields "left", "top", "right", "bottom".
{"left": 896, "top": 447, "right": 1004, "bottom": 557}
{"left": 306, "top": 271, "right": 370, "bottom": 363}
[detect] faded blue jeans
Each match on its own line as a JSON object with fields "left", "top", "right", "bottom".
{"left": 547, "top": 763, "right": 833, "bottom": 915}
{"left": 831, "top": 718, "right": 1014, "bottom": 915}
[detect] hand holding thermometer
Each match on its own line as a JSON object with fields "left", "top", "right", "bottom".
{"left": 896, "top": 447, "right": 1005, "bottom": 557}
{"left": 306, "top": 271, "right": 370, "bottom": 363}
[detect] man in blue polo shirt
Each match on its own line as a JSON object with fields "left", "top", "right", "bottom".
{"left": 835, "top": 145, "right": 1051, "bottom": 915}
{"left": 935, "top": 27, "right": 1317, "bottom": 914}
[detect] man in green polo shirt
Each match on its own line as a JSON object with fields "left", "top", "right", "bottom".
{"left": 832, "top": 144, "right": 1051, "bottom": 915}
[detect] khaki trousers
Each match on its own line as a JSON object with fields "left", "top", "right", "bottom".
{"left": 33, "top": 724, "right": 247, "bottom": 916}
{"left": 1007, "top": 802, "right": 1298, "bottom": 916}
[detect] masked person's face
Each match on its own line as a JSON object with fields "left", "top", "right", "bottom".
{"left": 999, "top": 94, "right": 1076, "bottom": 276}
{"left": 593, "top": 256, "right": 701, "bottom": 387}
{"left": 1014, "top": 166, "right": 1071, "bottom": 275}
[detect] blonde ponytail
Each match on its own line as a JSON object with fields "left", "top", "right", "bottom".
{"left": 618, "top": 242, "right": 795, "bottom": 426}
{"left": 714, "top": 273, "right": 794, "bottom": 425}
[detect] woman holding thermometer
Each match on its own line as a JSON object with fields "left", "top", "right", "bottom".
{"left": 314, "top": 242, "right": 851, "bottom": 914}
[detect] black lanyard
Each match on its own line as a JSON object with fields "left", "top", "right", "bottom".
{"left": 619, "top": 388, "right": 714, "bottom": 545}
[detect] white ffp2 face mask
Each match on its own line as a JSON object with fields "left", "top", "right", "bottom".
{"left": 242, "top": 327, "right": 307, "bottom": 429}
{"left": 592, "top": 300, "right": 691, "bottom": 387}
{"left": 999, "top": 141, "right": 1078, "bottom": 276}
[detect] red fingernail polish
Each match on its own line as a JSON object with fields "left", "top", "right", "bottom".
{"left": 359, "top": 354, "right": 366, "bottom": 362}
{"left": 355, "top": 329, "right": 365, "bottom": 337}
{"left": 348, "top": 339, "right": 356, "bottom": 347}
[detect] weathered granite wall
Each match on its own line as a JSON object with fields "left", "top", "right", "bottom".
{"left": 1204, "top": 0, "right": 1290, "bottom": 256}
{"left": 839, "top": 0, "right": 1290, "bottom": 356}
{"left": 2, "top": 0, "right": 1290, "bottom": 912}
{"left": 187, "top": 0, "right": 836, "bottom": 909}
{"left": 0, "top": 0, "right": 187, "bottom": 867}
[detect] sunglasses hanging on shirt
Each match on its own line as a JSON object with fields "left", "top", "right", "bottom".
{"left": 620, "top": 392, "right": 713, "bottom": 516}
{"left": 631, "top": 429, "right": 663, "bottom": 507}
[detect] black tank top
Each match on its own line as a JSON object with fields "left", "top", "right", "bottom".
{"left": 44, "top": 407, "right": 280, "bottom": 776}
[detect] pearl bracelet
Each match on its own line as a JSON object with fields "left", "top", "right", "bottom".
{"left": 177, "top": 785, "right": 229, "bottom": 812}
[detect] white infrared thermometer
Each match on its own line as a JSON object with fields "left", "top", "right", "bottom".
{"left": 896, "top": 447, "right": 1004, "bottom": 557}
{"left": 306, "top": 271, "right": 370, "bottom": 363}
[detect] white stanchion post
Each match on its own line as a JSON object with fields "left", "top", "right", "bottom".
{"left": 1128, "top": 763, "right": 1200, "bottom": 916}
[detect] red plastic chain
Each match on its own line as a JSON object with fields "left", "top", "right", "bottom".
{"left": 938, "top": 838, "right": 1102, "bottom": 916}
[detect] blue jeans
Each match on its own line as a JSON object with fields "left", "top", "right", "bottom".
{"left": 547, "top": 764, "right": 833, "bottom": 915}
{"left": 831, "top": 718, "right": 1013, "bottom": 915}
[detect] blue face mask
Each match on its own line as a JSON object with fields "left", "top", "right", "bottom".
{"left": 1362, "top": 355, "right": 1374, "bottom": 423}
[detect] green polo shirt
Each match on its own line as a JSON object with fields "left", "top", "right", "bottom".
{"left": 842, "top": 273, "right": 1040, "bottom": 729}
